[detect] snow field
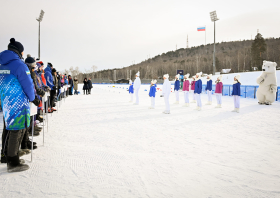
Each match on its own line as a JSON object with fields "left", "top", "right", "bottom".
{"left": 0, "top": 84, "right": 280, "bottom": 198}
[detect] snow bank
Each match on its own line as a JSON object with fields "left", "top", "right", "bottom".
{"left": 0, "top": 85, "right": 280, "bottom": 197}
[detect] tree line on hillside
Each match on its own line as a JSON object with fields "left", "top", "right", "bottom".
{"left": 64, "top": 33, "right": 279, "bottom": 82}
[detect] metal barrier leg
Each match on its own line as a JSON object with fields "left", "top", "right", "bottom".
{"left": 31, "top": 116, "right": 34, "bottom": 162}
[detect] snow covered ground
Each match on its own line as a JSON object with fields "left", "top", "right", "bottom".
{"left": 0, "top": 84, "right": 280, "bottom": 198}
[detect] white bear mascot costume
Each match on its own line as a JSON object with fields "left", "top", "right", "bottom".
{"left": 133, "top": 71, "right": 141, "bottom": 105}
{"left": 256, "top": 61, "right": 277, "bottom": 105}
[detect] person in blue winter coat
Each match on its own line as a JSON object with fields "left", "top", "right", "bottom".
{"left": 174, "top": 74, "right": 180, "bottom": 104}
{"left": 232, "top": 74, "right": 241, "bottom": 113}
{"left": 205, "top": 74, "right": 213, "bottom": 105}
{"left": 44, "top": 63, "right": 54, "bottom": 90}
{"left": 44, "top": 63, "right": 56, "bottom": 112}
{"left": 0, "top": 38, "right": 39, "bottom": 173}
{"left": 194, "top": 72, "right": 202, "bottom": 111}
{"left": 128, "top": 80, "right": 134, "bottom": 102}
{"left": 149, "top": 79, "right": 157, "bottom": 109}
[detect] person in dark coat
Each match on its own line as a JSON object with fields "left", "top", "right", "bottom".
{"left": 83, "top": 78, "right": 89, "bottom": 95}
{"left": 68, "top": 75, "right": 74, "bottom": 95}
{"left": 87, "top": 78, "right": 92, "bottom": 94}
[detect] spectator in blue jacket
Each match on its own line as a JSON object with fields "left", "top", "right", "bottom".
{"left": 174, "top": 74, "right": 180, "bottom": 104}
{"left": 128, "top": 80, "right": 134, "bottom": 102}
{"left": 205, "top": 74, "right": 213, "bottom": 105}
{"left": 149, "top": 79, "right": 157, "bottom": 109}
{"left": 0, "top": 38, "right": 40, "bottom": 173}
{"left": 44, "top": 63, "right": 55, "bottom": 113}
{"left": 232, "top": 74, "right": 241, "bottom": 113}
{"left": 194, "top": 72, "right": 202, "bottom": 111}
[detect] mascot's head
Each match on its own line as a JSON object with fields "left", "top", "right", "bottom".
{"left": 262, "top": 60, "right": 277, "bottom": 73}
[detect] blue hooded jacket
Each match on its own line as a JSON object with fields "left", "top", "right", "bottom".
{"left": 0, "top": 50, "right": 35, "bottom": 130}
{"left": 149, "top": 84, "right": 157, "bottom": 97}
{"left": 205, "top": 80, "right": 212, "bottom": 91}
{"left": 44, "top": 64, "right": 54, "bottom": 89}
{"left": 174, "top": 80, "right": 180, "bottom": 91}
{"left": 194, "top": 79, "right": 202, "bottom": 94}
{"left": 232, "top": 83, "right": 241, "bottom": 96}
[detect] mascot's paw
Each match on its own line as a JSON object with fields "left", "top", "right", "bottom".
{"left": 265, "top": 102, "right": 272, "bottom": 105}
{"left": 258, "top": 102, "right": 265, "bottom": 105}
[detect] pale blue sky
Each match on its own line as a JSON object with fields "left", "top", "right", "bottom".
{"left": 0, "top": 0, "right": 279, "bottom": 72}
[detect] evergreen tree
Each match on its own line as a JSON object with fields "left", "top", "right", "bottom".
{"left": 251, "top": 33, "right": 266, "bottom": 70}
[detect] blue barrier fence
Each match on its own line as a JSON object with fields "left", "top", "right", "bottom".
{"left": 202, "top": 84, "right": 280, "bottom": 101}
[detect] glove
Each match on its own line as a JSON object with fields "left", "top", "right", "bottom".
{"left": 32, "top": 96, "right": 40, "bottom": 106}
{"left": 47, "top": 87, "right": 51, "bottom": 91}
{"left": 160, "top": 95, "right": 164, "bottom": 97}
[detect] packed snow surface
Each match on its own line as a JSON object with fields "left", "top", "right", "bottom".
{"left": 0, "top": 84, "right": 280, "bottom": 198}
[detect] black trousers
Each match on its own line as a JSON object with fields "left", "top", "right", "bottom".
{"left": 50, "top": 89, "right": 56, "bottom": 108}
{"left": 83, "top": 89, "right": 88, "bottom": 95}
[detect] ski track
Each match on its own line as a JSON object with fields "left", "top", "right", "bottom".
{"left": 0, "top": 84, "right": 279, "bottom": 198}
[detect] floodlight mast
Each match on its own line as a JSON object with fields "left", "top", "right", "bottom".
{"left": 37, "top": 10, "right": 45, "bottom": 59}
{"left": 210, "top": 11, "right": 219, "bottom": 75}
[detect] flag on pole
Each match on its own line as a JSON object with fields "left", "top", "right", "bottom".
{"left": 197, "top": 26, "right": 206, "bottom": 31}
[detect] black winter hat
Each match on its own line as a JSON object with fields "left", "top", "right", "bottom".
{"left": 8, "top": 38, "right": 24, "bottom": 53}
{"left": 52, "top": 68, "right": 57, "bottom": 73}
{"left": 48, "top": 62, "right": 53, "bottom": 67}
{"left": 25, "top": 57, "right": 35, "bottom": 64}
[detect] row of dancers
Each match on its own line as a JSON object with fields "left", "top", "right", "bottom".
{"left": 128, "top": 72, "right": 241, "bottom": 114}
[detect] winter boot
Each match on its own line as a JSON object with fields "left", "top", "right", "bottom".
{"left": 215, "top": 104, "right": 221, "bottom": 108}
{"left": 231, "top": 108, "right": 237, "bottom": 112}
{"left": 51, "top": 108, "right": 57, "bottom": 111}
{"left": 37, "top": 116, "right": 43, "bottom": 123}
{"left": 197, "top": 107, "right": 201, "bottom": 111}
{"left": 7, "top": 156, "right": 29, "bottom": 173}
{"left": 18, "top": 150, "right": 26, "bottom": 157}
{"left": 34, "top": 126, "right": 42, "bottom": 132}
{"left": 191, "top": 100, "right": 196, "bottom": 103}
{"left": 173, "top": 101, "right": 179, "bottom": 104}
{"left": 21, "top": 149, "right": 31, "bottom": 155}
{"left": 27, "top": 141, "right": 37, "bottom": 150}
{"left": 183, "top": 103, "right": 189, "bottom": 107}
{"left": 236, "top": 108, "right": 240, "bottom": 113}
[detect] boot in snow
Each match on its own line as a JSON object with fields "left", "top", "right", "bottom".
{"left": 7, "top": 156, "right": 29, "bottom": 173}
{"left": 21, "top": 149, "right": 31, "bottom": 155}
{"left": 27, "top": 141, "right": 38, "bottom": 150}
{"left": 18, "top": 150, "right": 26, "bottom": 157}
{"left": 182, "top": 103, "right": 189, "bottom": 107}
{"left": 231, "top": 108, "right": 237, "bottom": 112}
{"left": 236, "top": 108, "right": 240, "bottom": 113}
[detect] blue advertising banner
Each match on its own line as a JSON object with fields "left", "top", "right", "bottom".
{"left": 177, "top": 70, "right": 184, "bottom": 80}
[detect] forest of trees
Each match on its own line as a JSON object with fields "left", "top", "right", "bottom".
{"left": 65, "top": 34, "right": 280, "bottom": 82}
